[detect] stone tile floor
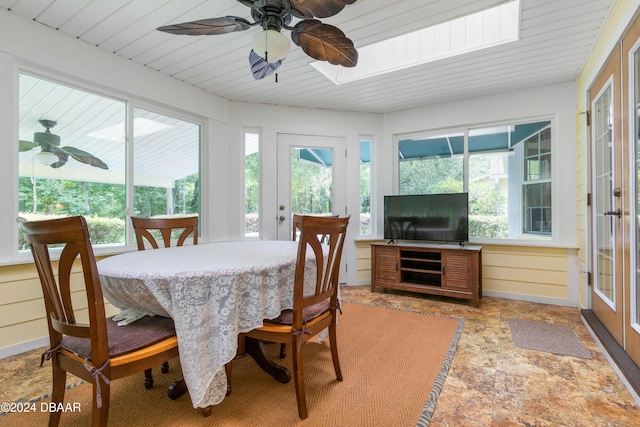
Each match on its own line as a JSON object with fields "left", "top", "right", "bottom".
{"left": 2, "top": 285, "right": 640, "bottom": 426}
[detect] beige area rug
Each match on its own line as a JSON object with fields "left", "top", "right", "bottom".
{"left": 508, "top": 318, "right": 592, "bottom": 359}
{"left": 0, "top": 302, "right": 464, "bottom": 427}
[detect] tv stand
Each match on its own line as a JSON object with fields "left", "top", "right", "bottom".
{"left": 371, "top": 242, "right": 482, "bottom": 307}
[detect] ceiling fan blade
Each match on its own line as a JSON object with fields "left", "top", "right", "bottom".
{"left": 157, "top": 16, "right": 254, "bottom": 36}
{"left": 50, "top": 151, "right": 68, "bottom": 168}
{"left": 249, "top": 50, "right": 283, "bottom": 80}
{"left": 19, "top": 140, "right": 39, "bottom": 152}
{"left": 291, "top": 20, "right": 358, "bottom": 67}
{"left": 58, "top": 146, "right": 109, "bottom": 169}
{"left": 290, "top": 0, "right": 356, "bottom": 19}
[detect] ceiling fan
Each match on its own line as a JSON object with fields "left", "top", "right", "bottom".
{"left": 156, "top": 0, "right": 358, "bottom": 80}
{"left": 19, "top": 120, "right": 108, "bottom": 170}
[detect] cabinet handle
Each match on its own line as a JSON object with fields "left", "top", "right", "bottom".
{"left": 395, "top": 260, "right": 399, "bottom": 271}
{"left": 442, "top": 264, "right": 445, "bottom": 275}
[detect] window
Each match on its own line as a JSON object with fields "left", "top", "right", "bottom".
{"left": 523, "top": 128, "right": 551, "bottom": 233}
{"left": 398, "top": 132, "right": 464, "bottom": 195}
{"left": 244, "top": 130, "right": 260, "bottom": 237}
{"left": 360, "top": 138, "right": 372, "bottom": 235}
{"left": 396, "top": 120, "right": 551, "bottom": 240}
{"left": 132, "top": 107, "right": 200, "bottom": 220}
{"left": 18, "top": 73, "right": 201, "bottom": 250}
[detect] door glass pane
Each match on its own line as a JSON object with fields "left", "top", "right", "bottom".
{"left": 132, "top": 108, "right": 200, "bottom": 231}
{"left": 291, "top": 147, "right": 333, "bottom": 217}
{"left": 635, "top": 49, "right": 640, "bottom": 325}
{"left": 593, "top": 84, "right": 615, "bottom": 304}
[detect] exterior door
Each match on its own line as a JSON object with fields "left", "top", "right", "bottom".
{"left": 589, "top": 44, "right": 624, "bottom": 345}
{"left": 623, "top": 17, "right": 640, "bottom": 366}
{"left": 276, "top": 134, "right": 346, "bottom": 240}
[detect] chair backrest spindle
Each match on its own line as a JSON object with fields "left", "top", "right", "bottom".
{"left": 131, "top": 216, "right": 198, "bottom": 250}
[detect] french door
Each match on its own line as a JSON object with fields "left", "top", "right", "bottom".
{"left": 589, "top": 44, "right": 623, "bottom": 345}
{"left": 589, "top": 13, "right": 640, "bottom": 366}
{"left": 275, "top": 133, "right": 346, "bottom": 240}
{"left": 622, "top": 18, "right": 640, "bottom": 365}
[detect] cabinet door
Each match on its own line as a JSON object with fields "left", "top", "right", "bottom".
{"left": 442, "top": 251, "right": 473, "bottom": 291}
{"left": 374, "top": 246, "right": 400, "bottom": 283}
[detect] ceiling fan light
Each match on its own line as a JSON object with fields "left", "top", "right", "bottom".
{"left": 33, "top": 150, "right": 58, "bottom": 166}
{"left": 252, "top": 29, "right": 290, "bottom": 62}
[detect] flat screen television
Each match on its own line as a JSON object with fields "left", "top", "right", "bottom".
{"left": 384, "top": 193, "right": 469, "bottom": 244}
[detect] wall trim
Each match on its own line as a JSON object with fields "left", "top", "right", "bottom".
{"left": 481, "top": 291, "right": 574, "bottom": 307}
{"left": 347, "top": 283, "right": 576, "bottom": 308}
{"left": 0, "top": 336, "right": 48, "bottom": 359}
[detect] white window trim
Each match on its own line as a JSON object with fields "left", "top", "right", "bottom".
{"left": 392, "top": 116, "right": 557, "bottom": 244}
{"left": 7, "top": 66, "right": 206, "bottom": 265}
{"left": 242, "top": 127, "right": 262, "bottom": 240}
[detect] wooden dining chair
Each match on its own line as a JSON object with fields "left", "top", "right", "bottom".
{"left": 130, "top": 216, "right": 198, "bottom": 250}
{"left": 241, "top": 215, "right": 349, "bottom": 419}
{"left": 282, "top": 213, "right": 339, "bottom": 358}
{"left": 17, "top": 216, "right": 179, "bottom": 427}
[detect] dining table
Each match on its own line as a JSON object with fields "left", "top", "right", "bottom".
{"left": 96, "top": 240, "right": 320, "bottom": 411}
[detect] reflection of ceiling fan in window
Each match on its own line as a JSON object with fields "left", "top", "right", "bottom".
{"left": 19, "top": 120, "right": 108, "bottom": 169}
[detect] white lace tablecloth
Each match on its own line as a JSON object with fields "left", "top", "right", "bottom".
{"left": 97, "top": 240, "right": 316, "bottom": 409}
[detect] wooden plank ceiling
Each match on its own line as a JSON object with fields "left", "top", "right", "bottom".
{"left": 1, "top": 0, "right": 614, "bottom": 114}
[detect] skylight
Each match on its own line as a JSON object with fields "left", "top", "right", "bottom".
{"left": 312, "top": 0, "right": 520, "bottom": 85}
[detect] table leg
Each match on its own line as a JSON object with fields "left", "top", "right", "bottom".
{"left": 244, "top": 337, "right": 291, "bottom": 383}
{"left": 167, "top": 361, "right": 233, "bottom": 401}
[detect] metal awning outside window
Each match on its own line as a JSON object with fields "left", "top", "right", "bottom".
{"left": 398, "top": 121, "right": 550, "bottom": 160}
{"left": 296, "top": 121, "right": 549, "bottom": 167}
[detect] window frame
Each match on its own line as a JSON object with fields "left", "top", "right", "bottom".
{"left": 392, "top": 117, "right": 556, "bottom": 243}
{"left": 12, "top": 67, "right": 206, "bottom": 263}
{"left": 242, "top": 127, "right": 262, "bottom": 239}
{"left": 522, "top": 127, "right": 552, "bottom": 234}
{"left": 359, "top": 136, "right": 374, "bottom": 236}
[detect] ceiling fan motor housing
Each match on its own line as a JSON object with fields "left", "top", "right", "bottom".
{"left": 252, "top": 0, "right": 292, "bottom": 30}
{"left": 34, "top": 120, "right": 60, "bottom": 148}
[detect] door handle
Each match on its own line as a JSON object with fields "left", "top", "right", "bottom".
{"left": 604, "top": 209, "right": 621, "bottom": 218}
{"left": 279, "top": 215, "right": 285, "bottom": 222}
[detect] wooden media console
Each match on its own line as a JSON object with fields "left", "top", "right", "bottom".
{"left": 370, "top": 242, "right": 482, "bottom": 307}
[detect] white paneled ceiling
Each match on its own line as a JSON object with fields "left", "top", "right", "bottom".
{"left": 1, "top": 0, "right": 614, "bottom": 114}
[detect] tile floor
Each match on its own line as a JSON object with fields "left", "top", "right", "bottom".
{"left": 2, "top": 285, "right": 640, "bottom": 426}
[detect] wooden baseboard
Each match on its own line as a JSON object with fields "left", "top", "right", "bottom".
{"left": 581, "top": 309, "right": 640, "bottom": 397}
